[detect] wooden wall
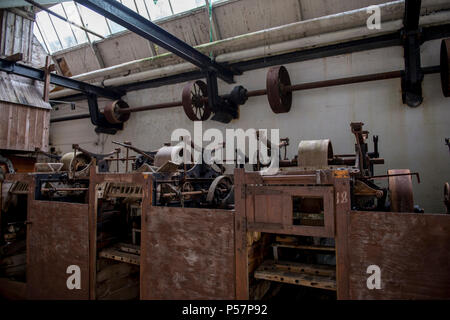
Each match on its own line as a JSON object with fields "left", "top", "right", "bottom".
{"left": 0, "top": 9, "right": 34, "bottom": 64}
{"left": 141, "top": 206, "right": 236, "bottom": 299}
{"left": 0, "top": 101, "right": 50, "bottom": 152}
{"left": 343, "top": 211, "right": 450, "bottom": 299}
{"left": 27, "top": 200, "right": 90, "bottom": 300}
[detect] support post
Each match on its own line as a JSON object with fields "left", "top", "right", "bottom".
{"left": 401, "top": 0, "right": 424, "bottom": 107}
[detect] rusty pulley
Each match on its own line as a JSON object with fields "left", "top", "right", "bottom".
{"left": 103, "top": 99, "right": 130, "bottom": 124}
{"left": 266, "top": 65, "right": 292, "bottom": 114}
{"left": 441, "top": 38, "right": 450, "bottom": 97}
{"left": 182, "top": 80, "right": 211, "bottom": 121}
{"left": 100, "top": 39, "right": 450, "bottom": 125}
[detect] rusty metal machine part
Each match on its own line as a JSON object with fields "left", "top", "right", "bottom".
{"left": 206, "top": 175, "right": 234, "bottom": 208}
{"left": 154, "top": 146, "right": 184, "bottom": 167}
{"left": 77, "top": 58, "right": 444, "bottom": 125}
{"left": 103, "top": 100, "right": 130, "bottom": 124}
{"left": 0, "top": 154, "right": 15, "bottom": 174}
{"left": 388, "top": 169, "right": 414, "bottom": 213}
{"left": 266, "top": 66, "right": 292, "bottom": 113}
{"left": 441, "top": 39, "right": 450, "bottom": 97}
{"left": 61, "top": 151, "right": 92, "bottom": 174}
{"left": 182, "top": 80, "right": 211, "bottom": 121}
{"left": 298, "top": 139, "right": 333, "bottom": 169}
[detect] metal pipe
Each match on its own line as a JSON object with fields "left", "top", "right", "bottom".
{"left": 51, "top": 114, "right": 91, "bottom": 122}
{"left": 52, "top": 65, "right": 441, "bottom": 122}
{"left": 115, "top": 67, "right": 436, "bottom": 114}
{"left": 41, "top": 187, "right": 89, "bottom": 192}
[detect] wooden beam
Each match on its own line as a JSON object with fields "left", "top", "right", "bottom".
{"left": 5, "top": 52, "right": 23, "bottom": 62}
{"left": 43, "top": 55, "right": 51, "bottom": 102}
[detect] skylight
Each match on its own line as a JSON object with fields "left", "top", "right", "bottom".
{"left": 33, "top": 0, "right": 212, "bottom": 54}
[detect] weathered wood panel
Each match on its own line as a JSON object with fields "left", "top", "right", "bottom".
{"left": 346, "top": 211, "right": 450, "bottom": 299}
{"left": 245, "top": 185, "right": 335, "bottom": 237}
{"left": 27, "top": 201, "right": 89, "bottom": 300}
{"left": 141, "top": 206, "right": 235, "bottom": 300}
{"left": 0, "top": 102, "right": 50, "bottom": 152}
{"left": 0, "top": 9, "right": 34, "bottom": 63}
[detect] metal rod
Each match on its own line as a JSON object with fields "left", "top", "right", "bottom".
{"left": 363, "top": 172, "right": 421, "bottom": 183}
{"left": 25, "top": 0, "right": 106, "bottom": 39}
{"left": 116, "top": 68, "right": 430, "bottom": 115}
{"left": 286, "top": 70, "right": 403, "bottom": 92}
{"left": 50, "top": 65, "right": 442, "bottom": 122}
{"left": 41, "top": 187, "right": 89, "bottom": 192}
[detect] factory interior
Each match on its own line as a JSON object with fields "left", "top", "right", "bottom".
{"left": 0, "top": 0, "right": 449, "bottom": 301}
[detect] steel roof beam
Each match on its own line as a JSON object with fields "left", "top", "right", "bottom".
{"left": 73, "top": 0, "right": 236, "bottom": 84}
{"left": 0, "top": 58, "right": 123, "bottom": 100}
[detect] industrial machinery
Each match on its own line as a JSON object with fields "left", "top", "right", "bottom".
{"left": 95, "top": 38, "right": 450, "bottom": 127}
{"left": 107, "top": 140, "right": 235, "bottom": 209}
{"left": 235, "top": 121, "right": 429, "bottom": 300}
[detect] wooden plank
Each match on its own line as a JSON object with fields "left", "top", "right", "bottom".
{"left": 347, "top": 211, "right": 450, "bottom": 299}
{"left": 254, "top": 261, "right": 336, "bottom": 291}
{"left": 4, "top": 52, "right": 23, "bottom": 62}
{"left": 273, "top": 243, "right": 335, "bottom": 252}
{"left": 234, "top": 168, "right": 248, "bottom": 299}
{"left": 27, "top": 107, "right": 37, "bottom": 151}
{"left": 27, "top": 201, "right": 90, "bottom": 300}
{"left": 12, "top": 14, "right": 22, "bottom": 55}
{"left": 334, "top": 173, "right": 351, "bottom": 299}
{"left": 260, "top": 260, "right": 336, "bottom": 277}
{"left": 118, "top": 243, "right": 140, "bottom": 255}
{"left": 16, "top": 104, "right": 27, "bottom": 150}
{"left": 141, "top": 205, "right": 235, "bottom": 300}
{"left": 99, "top": 248, "right": 140, "bottom": 265}
{"left": 5, "top": 12, "right": 15, "bottom": 56}
{"left": 41, "top": 108, "right": 50, "bottom": 152}
{"left": 7, "top": 102, "right": 17, "bottom": 149}
{"left": 0, "top": 102, "right": 10, "bottom": 149}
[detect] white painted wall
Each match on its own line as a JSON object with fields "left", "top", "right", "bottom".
{"left": 50, "top": 38, "right": 450, "bottom": 212}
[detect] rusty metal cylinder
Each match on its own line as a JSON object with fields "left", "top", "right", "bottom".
{"left": 297, "top": 139, "right": 333, "bottom": 169}
{"left": 154, "top": 146, "right": 185, "bottom": 167}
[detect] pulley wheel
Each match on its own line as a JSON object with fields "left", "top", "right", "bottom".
{"left": 266, "top": 66, "right": 292, "bottom": 113}
{"left": 182, "top": 80, "right": 211, "bottom": 121}
{"left": 441, "top": 38, "right": 450, "bottom": 97}
{"left": 103, "top": 100, "right": 130, "bottom": 124}
{"left": 207, "top": 175, "right": 234, "bottom": 207}
{"left": 388, "top": 169, "right": 414, "bottom": 213}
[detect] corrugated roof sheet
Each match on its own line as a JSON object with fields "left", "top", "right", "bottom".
{"left": 0, "top": 72, "right": 52, "bottom": 109}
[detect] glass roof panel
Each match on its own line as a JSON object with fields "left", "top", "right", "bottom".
{"left": 61, "top": 2, "right": 88, "bottom": 44}
{"left": 145, "top": 0, "right": 173, "bottom": 20}
{"left": 35, "top": 12, "right": 62, "bottom": 53}
{"left": 76, "top": 3, "right": 111, "bottom": 42}
{"left": 49, "top": 4, "right": 78, "bottom": 49}
{"left": 33, "top": 0, "right": 234, "bottom": 54}
{"left": 171, "top": 0, "right": 205, "bottom": 14}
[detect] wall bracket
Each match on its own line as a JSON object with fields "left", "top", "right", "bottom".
{"left": 401, "top": 0, "right": 424, "bottom": 107}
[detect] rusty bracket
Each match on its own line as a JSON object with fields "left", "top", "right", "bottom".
{"left": 87, "top": 94, "right": 123, "bottom": 134}
{"left": 401, "top": 0, "right": 424, "bottom": 107}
